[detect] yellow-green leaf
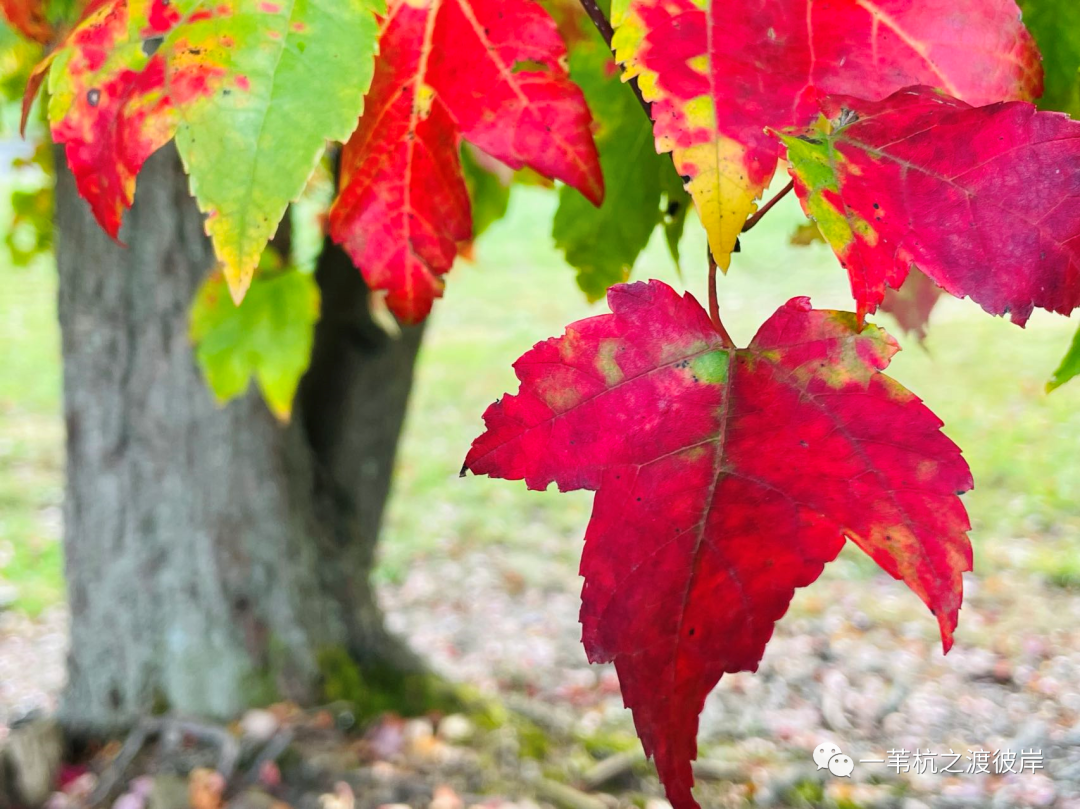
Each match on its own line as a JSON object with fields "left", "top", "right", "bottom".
{"left": 190, "top": 261, "right": 319, "bottom": 419}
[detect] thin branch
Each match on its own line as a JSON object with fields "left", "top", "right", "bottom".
{"left": 577, "top": 0, "right": 653, "bottom": 121}
{"left": 741, "top": 180, "right": 794, "bottom": 232}
{"left": 707, "top": 251, "right": 735, "bottom": 347}
{"left": 579, "top": 0, "right": 615, "bottom": 45}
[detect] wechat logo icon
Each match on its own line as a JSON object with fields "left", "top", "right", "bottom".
{"left": 814, "top": 742, "right": 854, "bottom": 777}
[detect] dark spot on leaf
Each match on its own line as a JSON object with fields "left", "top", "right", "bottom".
{"left": 142, "top": 35, "right": 164, "bottom": 56}
{"left": 87, "top": 89, "right": 101, "bottom": 107}
{"left": 688, "top": 628, "right": 695, "bottom": 637}
{"left": 799, "top": 439, "right": 808, "bottom": 447}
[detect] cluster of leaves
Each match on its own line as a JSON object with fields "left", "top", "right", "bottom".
{"left": 3, "top": 0, "right": 1080, "bottom": 805}
{"left": 462, "top": 0, "right": 1080, "bottom": 805}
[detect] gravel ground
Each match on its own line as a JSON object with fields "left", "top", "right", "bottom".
{"left": 0, "top": 607, "right": 66, "bottom": 738}
{"left": 4, "top": 545, "right": 1080, "bottom": 808}
{"left": 385, "top": 548, "right": 1080, "bottom": 809}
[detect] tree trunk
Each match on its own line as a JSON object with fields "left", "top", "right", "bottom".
{"left": 55, "top": 145, "right": 425, "bottom": 732}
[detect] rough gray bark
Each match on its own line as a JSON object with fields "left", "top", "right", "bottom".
{"left": 55, "top": 145, "right": 424, "bottom": 732}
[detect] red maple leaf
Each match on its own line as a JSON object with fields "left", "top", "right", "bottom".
{"left": 329, "top": 0, "right": 603, "bottom": 324}
{"left": 464, "top": 280, "right": 972, "bottom": 809}
{"left": 776, "top": 87, "right": 1080, "bottom": 325}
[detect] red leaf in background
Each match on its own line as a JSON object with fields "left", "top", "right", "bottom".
{"left": 465, "top": 280, "right": 972, "bottom": 809}
{"left": 611, "top": 0, "right": 1041, "bottom": 269}
{"left": 329, "top": 0, "right": 603, "bottom": 324}
{"left": 776, "top": 87, "right": 1080, "bottom": 325}
{"left": 0, "top": 0, "right": 53, "bottom": 42}
{"left": 881, "top": 269, "right": 943, "bottom": 343}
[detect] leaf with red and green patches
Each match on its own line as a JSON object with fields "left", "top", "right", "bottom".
{"left": 609, "top": 0, "right": 1042, "bottom": 271}
{"left": 776, "top": 87, "right": 1080, "bottom": 325}
{"left": 39, "top": 0, "right": 382, "bottom": 299}
{"left": 328, "top": 0, "right": 603, "bottom": 324}
{"left": 464, "top": 280, "right": 973, "bottom": 809}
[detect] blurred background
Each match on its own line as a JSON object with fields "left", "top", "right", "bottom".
{"left": 3, "top": 150, "right": 1080, "bottom": 807}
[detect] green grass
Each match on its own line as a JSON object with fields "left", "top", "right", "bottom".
{"left": 0, "top": 258, "right": 64, "bottom": 614}
{"left": 2, "top": 184, "right": 1079, "bottom": 612}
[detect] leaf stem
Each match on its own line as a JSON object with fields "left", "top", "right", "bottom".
{"left": 741, "top": 180, "right": 794, "bottom": 232}
{"left": 707, "top": 251, "right": 735, "bottom": 347}
{"left": 577, "top": 0, "right": 653, "bottom": 121}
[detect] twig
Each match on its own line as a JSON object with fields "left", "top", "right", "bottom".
{"left": 232, "top": 730, "right": 294, "bottom": 793}
{"left": 159, "top": 719, "right": 240, "bottom": 779}
{"left": 89, "top": 716, "right": 242, "bottom": 806}
{"left": 579, "top": 749, "right": 644, "bottom": 790}
{"left": 89, "top": 718, "right": 161, "bottom": 806}
{"left": 534, "top": 777, "right": 610, "bottom": 809}
{"left": 577, "top": 0, "right": 653, "bottom": 123}
{"left": 692, "top": 758, "right": 748, "bottom": 782}
{"left": 707, "top": 251, "right": 735, "bottom": 347}
{"left": 741, "top": 180, "right": 795, "bottom": 232}
{"left": 578, "top": 0, "right": 615, "bottom": 45}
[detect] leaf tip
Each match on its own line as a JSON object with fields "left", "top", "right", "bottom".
{"left": 20, "top": 56, "right": 52, "bottom": 138}
{"left": 224, "top": 264, "right": 254, "bottom": 305}
{"left": 936, "top": 606, "right": 961, "bottom": 655}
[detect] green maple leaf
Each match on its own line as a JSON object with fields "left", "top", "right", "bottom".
{"left": 553, "top": 38, "right": 688, "bottom": 301}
